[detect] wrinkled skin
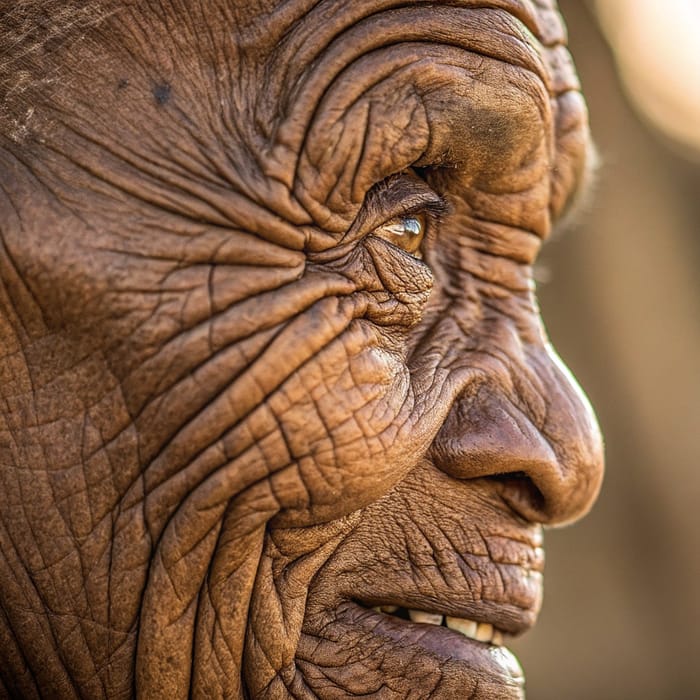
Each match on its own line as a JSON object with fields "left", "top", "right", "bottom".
{"left": 0, "top": 1, "right": 603, "bottom": 698}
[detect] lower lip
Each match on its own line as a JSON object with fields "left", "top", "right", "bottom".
{"left": 339, "top": 603, "right": 526, "bottom": 697}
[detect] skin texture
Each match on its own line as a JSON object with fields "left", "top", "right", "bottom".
{"left": 0, "top": 1, "right": 603, "bottom": 698}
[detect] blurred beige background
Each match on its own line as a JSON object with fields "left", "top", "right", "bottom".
{"left": 513, "top": 2, "right": 700, "bottom": 698}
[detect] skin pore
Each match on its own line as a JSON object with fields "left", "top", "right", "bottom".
{"left": 0, "top": 1, "right": 603, "bottom": 697}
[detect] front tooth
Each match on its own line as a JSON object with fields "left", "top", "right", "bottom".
{"left": 381, "top": 605, "right": 399, "bottom": 613}
{"left": 475, "top": 622, "right": 494, "bottom": 643}
{"left": 445, "top": 617, "right": 478, "bottom": 639}
{"left": 492, "top": 630, "right": 504, "bottom": 646}
{"left": 408, "top": 610, "right": 444, "bottom": 626}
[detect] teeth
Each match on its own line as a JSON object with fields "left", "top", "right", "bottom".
{"left": 408, "top": 609, "right": 444, "bottom": 626}
{"left": 475, "top": 622, "right": 494, "bottom": 643}
{"left": 446, "top": 617, "right": 503, "bottom": 646}
{"left": 445, "top": 617, "right": 477, "bottom": 639}
{"left": 371, "top": 606, "right": 505, "bottom": 646}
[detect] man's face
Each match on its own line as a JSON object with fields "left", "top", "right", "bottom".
{"left": 0, "top": 1, "right": 603, "bottom": 697}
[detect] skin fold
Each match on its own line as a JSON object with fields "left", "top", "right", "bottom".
{"left": 0, "top": 1, "right": 603, "bottom": 698}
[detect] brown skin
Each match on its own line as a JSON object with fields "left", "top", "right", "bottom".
{"left": 0, "top": 1, "right": 603, "bottom": 697}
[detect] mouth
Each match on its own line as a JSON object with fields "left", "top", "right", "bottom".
{"left": 294, "top": 469, "right": 542, "bottom": 697}
{"left": 350, "top": 598, "right": 528, "bottom": 668}
{"left": 299, "top": 598, "right": 528, "bottom": 697}
{"left": 367, "top": 605, "right": 507, "bottom": 646}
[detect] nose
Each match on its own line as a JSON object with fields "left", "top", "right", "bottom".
{"left": 430, "top": 345, "right": 604, "bottom": 526}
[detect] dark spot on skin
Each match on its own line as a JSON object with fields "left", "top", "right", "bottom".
{"left": 117, "top": 78, "right": 129, "bottom": 90}
{"left": 152, "top": 83, "right": 172, "bottom": 105}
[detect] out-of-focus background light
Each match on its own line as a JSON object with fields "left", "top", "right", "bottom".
{"left": 594, "top": 0, "right": 700, "bottom": 157}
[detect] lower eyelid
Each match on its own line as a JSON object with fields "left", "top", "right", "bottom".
{"left": 364, "top": 236, "right": 432, "bottom": 286}
{"left": 368, "top": 234, "right": 424, "bottom": 260}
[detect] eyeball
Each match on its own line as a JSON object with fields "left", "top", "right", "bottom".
{"left": 373, "top": 213, "right": 426, "bottom": 256}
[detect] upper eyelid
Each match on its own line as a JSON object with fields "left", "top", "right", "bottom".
{"left": 370, "top": 186, "right": 449, "bottom": 224}
{"left": 342, "top": 174, "right": 450, "bottom": 244}
{"left": 387, "top": 197, "right": 450, "bottom": 225}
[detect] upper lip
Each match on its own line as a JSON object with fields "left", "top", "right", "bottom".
{"left": 315, "top": 527, "right": 545, "bottom": 638}
{"left": 302, "top": 472, "right": 545, "bottom": 643}
{"left": 352, "top": 586, "right": 541, "bottom": 638}
{"left": 345, "top": 545, "right": 544, "bottom": 638}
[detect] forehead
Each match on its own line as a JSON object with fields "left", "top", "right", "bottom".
{"left": 2, "top": 0, "right": 566, "bottom": 71}
{"left": 104, "top": 0, "right": 567, "bottom": 65}
{"left": 192, "top": 0, "right": 564, "bottom": 40}
{"left": 8, "top": 0, "right": 569, "bottom": 113}
{"left": 2, "top": 0, "right": 585, "bottom": 237}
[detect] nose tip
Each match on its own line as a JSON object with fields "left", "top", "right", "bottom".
{"left": 431, "top": 348, "right": 604, "bottom": 526}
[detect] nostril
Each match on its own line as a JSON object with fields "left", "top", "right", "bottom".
{"left": 432, "top": 380, "right": 603, "bottom": 527}
{"left": 485, "top": 472, "right": 547, "bottom": 523}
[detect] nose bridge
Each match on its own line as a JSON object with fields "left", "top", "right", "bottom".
{"left": 431, "top": 318, "right": 604, "bottom": 526}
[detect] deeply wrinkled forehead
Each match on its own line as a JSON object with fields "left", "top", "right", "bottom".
{"left": 262, "top": 1, "right": 575, "bottom": 108}
{"left": 1, "top": 0, "right": 587, "bottom": 232}
{"left": 236, "top": 0, "right": 582, "bottom": 230}
{"left": 199, "top": 0, "right": 574, "bottom": 95}
{"left": 1, "top": 0, "right": 572, "bottom": 112}
{"left": 220, "top": 0, "right": 566, "bottom": 46}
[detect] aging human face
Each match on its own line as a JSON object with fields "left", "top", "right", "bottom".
{"left": 0, "top": 1, "right": 603, "bottom": 697}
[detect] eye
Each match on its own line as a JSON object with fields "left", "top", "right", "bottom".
{"left": 373, "top": 212, "right": 427, "bottom": 257}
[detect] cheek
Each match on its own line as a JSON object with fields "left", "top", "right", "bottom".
{"left": 268, "top": 323, "right": 431, "bottom": 528}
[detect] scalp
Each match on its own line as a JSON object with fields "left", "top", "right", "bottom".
{"left": 0, "top": 1, "right": 108, "bottom": 119}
